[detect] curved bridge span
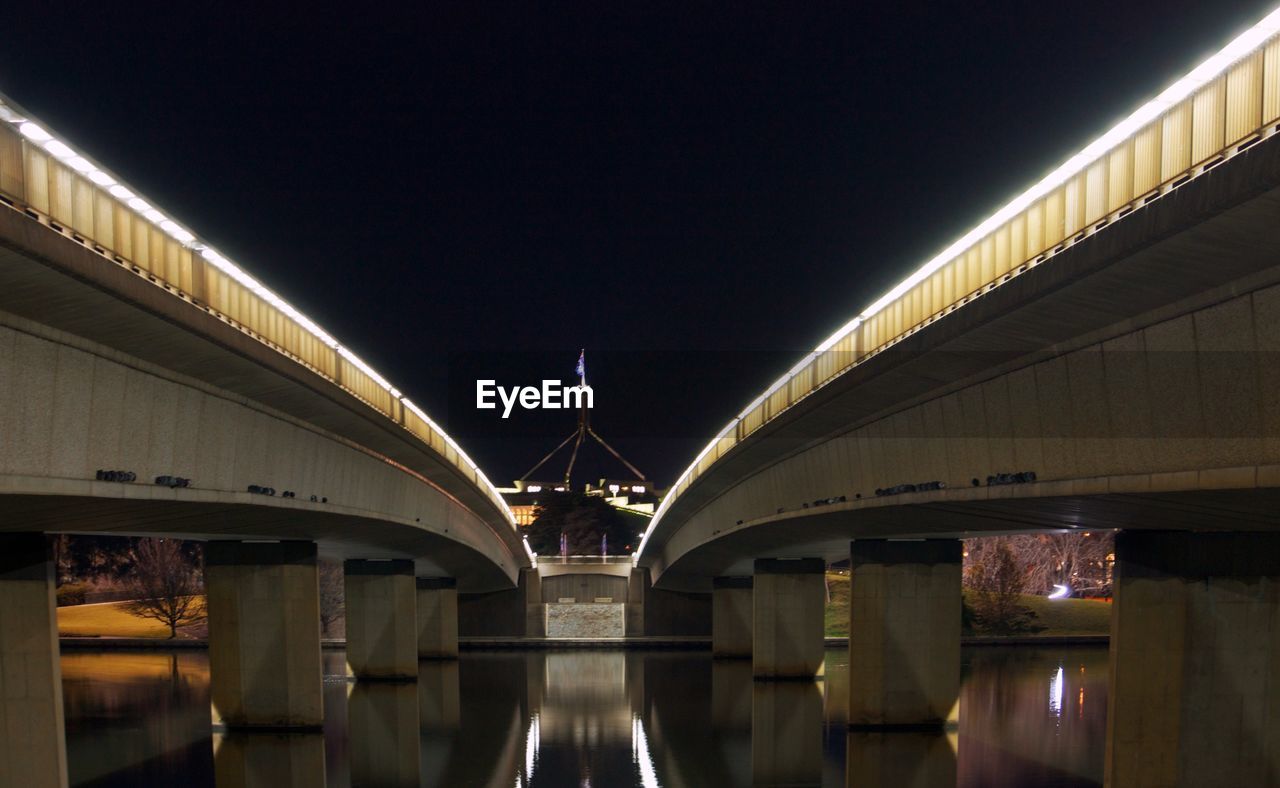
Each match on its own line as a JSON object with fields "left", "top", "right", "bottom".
{"left": 0, "top": 92, "right": 526, "bottom": 591}
{"left": 631, "top": 13, "right": 1280, "bottom": 785}
{"left": 0, "top": 89, "right": 531, "bottom": 785}
{"left": 638, "top": 10, "right": 1280, "bottom": 588}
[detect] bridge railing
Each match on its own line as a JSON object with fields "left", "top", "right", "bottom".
{"left": 0, "top": 95, "right": 515, "bottom": 529}
{"left": 638, "top": 8, "right": 1280, "bottom": 557}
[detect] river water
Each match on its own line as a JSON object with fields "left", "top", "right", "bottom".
{"left": 62, "top": 645, "right": 1106, "bottom": 787}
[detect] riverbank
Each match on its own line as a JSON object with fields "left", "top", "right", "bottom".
{"left": 59, "top": 584, "right": 1112, "bottom": 648}
{"left": 824, "top": 573, "right": 1111, "bottom": 638}
{"left": 60, "top": 633, "right": 1108, "bottom": 650}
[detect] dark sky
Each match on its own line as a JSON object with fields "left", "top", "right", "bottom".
{"left": 1, "top": 1, "right": 1275, "bottom": 486}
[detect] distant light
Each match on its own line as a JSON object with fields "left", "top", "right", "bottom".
{"left": 127, "top": 197, "right": 151, "bottom": 213}
{"left": 18, "top": 121, "right": 51, "bottom": 142}
{"left": 87, "top": 170, "right": 115, "bottom": 186}
{"left": 1048, "top": 584, "right": 1070, "bottom": 599}
{"left": 632, "top": 485, "right": 645, "bottom": 494}
{"left": 527, "top": 485, "right": 542, "bottom": 493}
{"left": 608, "top": 484, "right": 620, "bottom": 494}
{"left": 66, "top": 156, "right": 94, "bottom": 173}
{"left": 108, "top": 184, "right": 134, "bottom": 201}
{"left": 143, "top": 208, "right": 165, "bottom": 223}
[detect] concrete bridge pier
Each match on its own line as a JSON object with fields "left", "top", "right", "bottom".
{"left": 712, "top": 576, "right": 753, "bottom": 658}
{"left": 1105, "top": 531, "right": 1280, "bottom": 788}
{"left": 205, "top": 541, "right": 325, "bottom": 729}
{"left": 0, "top": 533, "right": 67, "bottom": 788}
{"left": 752, "top": 559, "right": 825, "bottom": 678}
{"left": 416, "top": 577, "right": 458, "bottom": 659}
{"left": 847, "top": 539, "right": 962, "bottom": 729}
{"left": 345, "top": 559, "right": 417, "bottom": 680}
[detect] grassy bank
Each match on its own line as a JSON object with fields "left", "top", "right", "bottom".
{"left": 57, "top": 598, "right": 205, "bottom": 639}
{"left": 824, "top": 572, "right": 1110, "bottom": 638}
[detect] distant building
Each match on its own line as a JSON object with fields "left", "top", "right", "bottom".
{"left": 498, "top": 478, "right": 662, "bottom": 527}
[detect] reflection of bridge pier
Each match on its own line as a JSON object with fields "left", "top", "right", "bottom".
{"left": 348, "top": 681, "right": 421, "bottom": 787}
{"left": 751, "top": 681, "right": 824, "bottom": 787}
{"left": 845, "top": 731, "right": 955, "bottom": 787}
{"left": 212, "top": 732, "right": 326, "bottom": 788}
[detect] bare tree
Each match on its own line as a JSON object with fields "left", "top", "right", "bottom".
{"left": 1008, "top": 532, "right": 1114, "bottom": 597}
{"left": 965, "top": 532, "right": 1114, "bottom": 598}
{"left": 965, "top": 538, "right": 1039, "bottom": 634}
{"left": 122, "top": 538, "right": 205, "bottom": 638}
{"left": 318, "top": 560, "right": 345, "bottom": 638}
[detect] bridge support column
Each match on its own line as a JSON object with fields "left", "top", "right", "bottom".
{"left": 0, "top": 533, "right": 67, "bottom": 788}
{"left": 345, "top": 559, "right": 417, "bottom": 680}
{"left": 848, "top": 539, "right": 961, "bottom": 729}
{"left": 416, "top": 577, "right": 458, "bottom": 659}
{"left": 1105, "top": 531, "right": 1280, "bottom": 788}
{"left": 206, "top": 541, "right": 325, "bottom": 729}
{"left": 712, "top": 576, "right": 753, "bottom": 658}
{"left": 752, "top": 558, "right": 825, "bottom": 678}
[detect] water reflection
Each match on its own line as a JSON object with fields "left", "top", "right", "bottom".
{"left": 845, "top": 732, "right": 956, "bottom": 787}
{"left": 61, "top": 646, "right": 1108, "bottom": 787}
{"left": 752, "top": 681, "right": 824, "bottom": 786}
{"left": 212, "top": 732, "right": 325, "bottom": 788}
{"left": 348, "top": 681, "right": 420, "bottom": 787}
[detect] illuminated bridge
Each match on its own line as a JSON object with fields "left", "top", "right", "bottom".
{"left": 634, "top": 9, "right": 1280, "bottom": 786}
{"left": 0, "top": 92, "right": 532, "bottom": 785}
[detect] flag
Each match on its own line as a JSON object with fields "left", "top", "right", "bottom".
{"left": 575, "top": 350, "right": 585, "bottom": 379}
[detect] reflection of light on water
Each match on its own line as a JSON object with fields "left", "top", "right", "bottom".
{"left": 1049, "top": 666, "right": 1064, "bottom": 717}
{"left": 523, "top": 714, "right": 540, "bottom": 785}
{"left": 632, "top": 715, "right": 661, "bottom": 788}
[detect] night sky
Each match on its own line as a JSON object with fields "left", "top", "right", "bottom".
{"left": 1, "top": 1, "right": 1275, "bottom": 486}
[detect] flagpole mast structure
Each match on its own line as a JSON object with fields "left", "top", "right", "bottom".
{"left": 518, "top": 350, "right": 649, "bottom": 488}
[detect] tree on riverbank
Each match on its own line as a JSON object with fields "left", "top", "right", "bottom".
{"left": 318, "top": 560, "right": 345, "bottom": 637}
{"left": 122, "top": 539, "right": 205, "bottom": 638}
{"left": 964, "top": 539, "right": 1041, "bottom": 634}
